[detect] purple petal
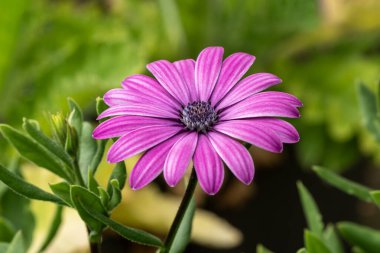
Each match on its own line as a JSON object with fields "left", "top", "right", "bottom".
{"left": 107, "top": 125, "right": 182, "bottom": 163}
{"left": 164, "top": 132, "right": 198, "bottom": 187}
{"left": 208, "top": 131, "right": 254, "bottom": 185}
{"left": 217, "top": 73, "right": 282, "bottom": 110}
{"left": 122, "top": 74, "right": 181, "bottom": 110}
{"left": 220, "top": 93, "right": 301, "bottom": 120}
{"left": 129, "top": 133, "right": 185, "bottom": 190}
{"left": 195, "top": 47, "right": 224, "bottom": 101}
{"left": 103, "top": 88, "right": 178, "bottom": 113}
{"left": 103, "top": 89, "right": 131, "bottom": 106}
{"left": 97, "top": 104, "right": 179, "bottom": 120}
{"left": 247, "top": 118, "right": 300, "bottom": 143}
{"left": 247, "top": 91, "right": 303, "bottom": 107}
{"left": 174, "top": 59, "right": 197, "bottom": 102}
{"left": 210, "top": 52, "right": 255, "bottom": 106}
{"left": 193, "top": 134, "right": 224, "bottom": 195}
{"left": 93, "top": 116, "right": 179, "bottom": 139}
{"left": 214, "top": 120, "right": 283, "bottom": 153}
{"left": 147, "top": 60, "right": 191, "bottom": 105}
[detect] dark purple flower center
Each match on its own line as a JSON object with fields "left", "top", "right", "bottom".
{"left": 181, "top": 101, "right": 218, "bottom": 132}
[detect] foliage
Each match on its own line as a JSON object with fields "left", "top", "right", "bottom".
{"left": 0, "top": 98, "right": 164, "bottom": 252}
{"left": 0, "top": 0, "right": 379, "bottom": 170}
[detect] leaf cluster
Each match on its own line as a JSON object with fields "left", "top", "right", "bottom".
{"left": 0, "top": 98, "right": 165, "bottom": 252}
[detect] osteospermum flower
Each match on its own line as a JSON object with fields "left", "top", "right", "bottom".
{"left": 93, "top": 47, "right": 302, "bottom": 195}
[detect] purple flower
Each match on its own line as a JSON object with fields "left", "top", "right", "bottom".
{"left": 93, "top": 47, "right": 302, "bottom": 195}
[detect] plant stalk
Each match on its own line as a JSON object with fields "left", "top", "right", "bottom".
{"left": 160, "top": 168, "right": 198, "bottom": 253}
{"left": 87, "top": 227, "right": 102, "bottom": 253}
{"left": 89, "top": 241, "right": 101, "bottom": 253}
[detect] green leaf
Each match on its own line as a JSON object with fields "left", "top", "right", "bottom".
{"left": 305, "top": 230, "right": 332, "bottom": 253}
{"left": 77, "top": 200, "right": 163, "bottom": 248}
{"left": 107, "top": 162, "right": 127, "bottom": 196}
{"left": 49, "top": 181, "right": 72, "bottom": 206}
{"left": 70, "top": 186, "right": 106, "bottom": 235}
{"left": 358, "top": 82, "right": 380, "bottom": 141}
{"left": 0, "top": 124, "right": 71, "bottom": 181}
{"left": 338, "top": 222, "right": 380, "bottom": 253}
{"left": 97, "top": 187, "right": 110, "bottom": 208}
{"left": 0, "top": 243, "right": 9, "bottom": 252}
{"left": 0, "top": 158, "right": 19, "bottom": 200}
{"left": 296, "top": 248, "right": 307, "bottom": 253}
{"left": 5, "top": 231, "right": 24, "bottom": 253}
{"left": 38, "top": 206, "right": 63, "bottom": 252}
{"left": 1, "top": 182, "right": 35, "bottom": 249}
{"left": 297, "top": 182, "right": 324, "bottom": 237}
{"left": 0, "top": 217, "right": 16, "bottom": 242}
{"left": 170, "top": 196, "right": 196, "bottom": 253}
{"left": 107, "top": 179, "right": 122, "bottom": 211}
{"left": 96, "top": 97, "right": 108, "bottom": 122}
{"left": 64, "top": 123, "right": 79, "bottom": 158}
{"left": 256, "top": 244, "right": 274, "bottom": 253}
{"left": 312, "top": 166, "right": 373, "bottom": 202}
{"left": 0, "top": 164, "right": 65, "bottom": 205}
{"left": 88, "top": 139, "right": 107, "bottom": 175}
{"left": 67, "top": 98, "right": 83, "bottom": 136}
{"left": 88, "top": 169, "right": 99, "bottom": 194}
{"left": 22, "top": 118, "right": 74, "bottom": 170}
{"left": 370, "top": 190, "right": 380, "bottom": 208}
{"left": 323, "top": 224, "right": 344, "bottom": 253}
{"left": 78, "top": 122, "right": 97, "bottom": 185}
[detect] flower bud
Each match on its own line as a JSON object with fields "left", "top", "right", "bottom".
{"left": 65, "top": 123, "right": 79, "bottom": 158}
{"left": 50, "top": 113, "right": 67, "bottom": 146}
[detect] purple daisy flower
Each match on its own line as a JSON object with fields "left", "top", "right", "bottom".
{"left": 93, "top": 47, "right": 302, "bottom": 195}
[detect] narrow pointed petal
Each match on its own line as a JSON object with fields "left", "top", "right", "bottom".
{"left": 220, "top": 91, "right": 302, "bottom": 120}
{"left": 97, "top": 104, "right": 179, "bottom": 120}
{"left": 247, "top": 91, "right": 303, "bottom": 107}
{"left": 214, "top": 120, "right": 283, "bottom": 153}
{"left": 195, "top": 47, "right": 224, "bottom": 101}
{"left": 217, "top": 73, "right": 282, "bottom": 109}
{"left": 107, "top": 125, "right": 182, "bottom": 163}
{"left": 130, "top": 134, "right": 184, "bottom": 190}
{"left": 246, "top": 118, "right": 300, "bottom": 143}
{"left": 92, "top": 116, "right": 179, "bottom": 139}
{"left": 164, "top": 132, "right": 198, "bottom": 187}
{"left": 208, "top": 131, "right": 254, "bottom": 185}
{"left": 147, "top": 60, "right": 191, "bottom": 105}
{"left": 210, "top": 53, "right": 255, "bottom": 106}
{"left": 193, "top": 134, "right": 224, "bottom": 195}
{"left": 103, "top": 88, "right": 178, "bottom": 114}
{"left": 220, "top": 93, "right": 301, "bottom": 120}
{"left": 174, "top": 59, "right": 197, "bottom": 102}
{"left": 122, "top": 74, "right": 181, "bottom": 110}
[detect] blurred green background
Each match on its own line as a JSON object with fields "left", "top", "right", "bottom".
{"left": 0, "top": 0, "right": 380, "bottom": 252}
{"left": 1, "top": 0, "right": 379, "bottom": 170}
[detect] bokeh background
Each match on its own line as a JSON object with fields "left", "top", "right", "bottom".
{"left": 0, "top": 0, "right": 380, "bottom": 252}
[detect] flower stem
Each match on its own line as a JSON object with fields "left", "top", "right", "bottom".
{"left": 87, "top": 228, "right": 102, "bottom": 253}
{"left": 161, "top": 168, "right": 198, "bottom": 253}
{"left": 89, "top": 241, "right": 101, "bottom": 253}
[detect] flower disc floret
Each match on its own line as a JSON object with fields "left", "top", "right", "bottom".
{"left": 181, "top": 101, "right": 217, "bottom": 132}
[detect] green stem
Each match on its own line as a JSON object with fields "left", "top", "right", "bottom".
{"left": 87, "top": 228, "right": 102, "bottom": 253}
{"left": 89, "top": 241, "right": 101, "bottom": 253}
{"left": 160, "top": 168, "right": 198, "bottom": 253}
